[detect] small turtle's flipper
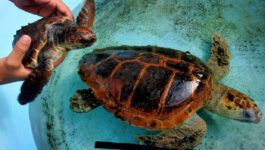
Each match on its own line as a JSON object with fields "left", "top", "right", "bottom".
{"left": 76, "top": 0, "right": 95, "bottom": 28}
{"left": 70, "top": 89, "right": 101, "bottom": 113}
{"left": 207, "top": 33, "right": 230, "bottom": 80}
{"left": 205, "top": 82, "right": 262, "bottom": 123}
{"left": 136, "top": 113, "right": 207, "bottom": 149}
{"left": 18, "top": 68, "right": 53, "bottom": 104}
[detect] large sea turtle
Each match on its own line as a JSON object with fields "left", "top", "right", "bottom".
{"left": 70, "top": 33, "right": 262, "bottom": 149}
{"left": 13, "top": 0, "right": 97, "bottom": 105}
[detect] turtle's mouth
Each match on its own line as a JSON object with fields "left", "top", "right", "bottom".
{"left": 80, "top": 37, "right": 97, "bottom": 46}
{"left": 80, "top": 32, "right": 97, "bottom": 46}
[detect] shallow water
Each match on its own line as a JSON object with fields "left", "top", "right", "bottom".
{"left": 29, "top": 0, "right": 265, "bottom": 150}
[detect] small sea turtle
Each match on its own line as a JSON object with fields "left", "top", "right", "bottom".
{"left": 70, "top": 33, "right": 262, "bottom": 149}
{"left": 13, "top": 0, "right": 97, "bottom": 105}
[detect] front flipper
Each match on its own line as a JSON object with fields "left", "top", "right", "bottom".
{"left": 136, "top": 113, "right": 206, "bottom": 149}
{"left": 76, "top": 0, "right": 95, "bottom": 28}
{"left": 207, "top": 33, "right": 230, "bottom": 80}
{"left": 18, "top": 67, "right": 53, "bottom": 104}
{"left": 70, "top": 89, "right": 101, "bottom": 113}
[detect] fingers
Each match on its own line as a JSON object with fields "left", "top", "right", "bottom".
{"left": 8, "top": 35, "right": 31, "bottom": 67}
{"left": 56, "top": 0, "right": 74, "bottom": 21}
{"left": 0, "top": 35, "right": 32, "bottom": 84}
{"left": 11, "top": 0, "right": 74, "bottom": 20}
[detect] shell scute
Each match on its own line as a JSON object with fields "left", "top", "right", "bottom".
{"left": 114, "top": 50, "right": 139, "bottom": 61}
{"left": 95, "top": 58, "right": 118, "bottom": 78}
{"left": 166, "top": 60, "right": 190, "bottom": 73}
{"left": 112, "top": 62, "right": 144, "bottom": 103}
{"left": 139, "top": 53, "right": 162, "bottom": 63}
{"left": 131, "top": 66, "right": 173, "bottom": 113}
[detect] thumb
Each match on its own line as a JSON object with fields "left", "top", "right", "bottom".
{"left": 9, "top": 35, "right": 31, "bottom": 66}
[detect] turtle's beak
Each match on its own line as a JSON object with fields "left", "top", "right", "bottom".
{"left": 80, "top": 31, "right": 97, "bottom": 46}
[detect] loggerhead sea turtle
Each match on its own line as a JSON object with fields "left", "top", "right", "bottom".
{"left": 13, "top": 0, "right": 97, "bottom": 105}
{"left": 70, "top": 33, "right": 262, "bottom": 149}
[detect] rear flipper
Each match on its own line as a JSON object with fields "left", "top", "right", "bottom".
{"left": 136, "top": 113, "right": 206, "bottom": 149}
{"left": 18, "top": 68, "right": 52, "bottom": 104}
{"left": 70, "top": 89, "right": 101, "bottom": 113}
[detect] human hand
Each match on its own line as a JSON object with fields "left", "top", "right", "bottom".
{"left": 0, "top": 35, "right": 65, "bottom": 85}
{"left": 0, "top": 35, "right": 32, "bottom": 84}
{"left": 10, "top": 0, "right": 74, "bottom": 21}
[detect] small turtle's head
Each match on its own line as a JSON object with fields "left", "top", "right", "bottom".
{"left": 65, "top": 27, "right": 96, "bottom": 49}
{"left": 220, "top": 88, "right": 262, "bottom": 123}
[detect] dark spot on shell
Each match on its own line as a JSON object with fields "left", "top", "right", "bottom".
{"left": 95, "top": 58, "right": 118, "bottom": 78}
{"left": 114, "top": 50, "right": 138, "bottom": 61}
{"left": 166, "top": 61, "right": 190, "bottom": 72}
{"left": 227, "top": 93, "right": 234, "bottom": 101}
{"left": 153, "top": 48, "right": 180, "bottom": 58}
{"left": 80, "top": 53, "right": 111, "bottom": 68}
{"left": 91, "top": 53, "right": 111, "bottom": 64}
{"left": 181, "top": 52, "right": 197, "bottom": 64}
{"left": 139, "top": 53, "right": 161, "bottom": 63}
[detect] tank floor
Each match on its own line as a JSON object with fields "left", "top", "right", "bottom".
{"left": 29, "top": 0, "right": 265, "bottom": 149}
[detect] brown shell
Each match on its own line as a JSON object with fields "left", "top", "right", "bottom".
{"left": 79, "top": 46, "right": 212, "bottom": 130}
{"left": 13, "top": 16, "right": 73, "bottom": 68}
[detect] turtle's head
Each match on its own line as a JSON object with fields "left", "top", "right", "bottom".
{"left": 65, "top": 27, "right": 96, "bottom": 49}
{"left": 220, "top": 88, "right": 262, "bottom": 123}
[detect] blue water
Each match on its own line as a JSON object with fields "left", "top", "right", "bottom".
{"left": 0, "top": 1, "right": 79, "bottom": 150}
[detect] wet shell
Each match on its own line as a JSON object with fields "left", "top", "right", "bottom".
{"left": 79, "top": 46, "right": 212, "bottom": 130}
